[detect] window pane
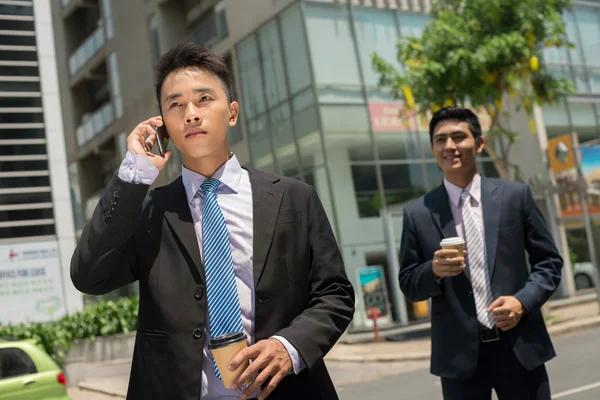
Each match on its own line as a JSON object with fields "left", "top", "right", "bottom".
{"left": 0, "top": 81, "right": 40, "bottom": 92}
{"left": 0, "top": 20, "right": 34, "bottom": 31}
{"left": 0, "top": 5, "right": 33, "bottom": 16}
{"left": 258, "top": 20, "right": 288, "bottom": 108}
{"left": 0, "top": 51, "right": 37, "bottom": 62}
{"left": 0, "top": 112, "right": 44, "bottom": 124}
{"left": 305, "top": 4, "right": 361, "bottom": 86}
{"left": 0, "top": 192, "right": 51, "bottom": 206}
{"left": 542, "top": 103, "right": 570, "bottom": 138}
{"left": 0, "top": 348, "right": 37, "bottom": 379}
{"left": 0, "top": 208, "right": 54, "bottom": 222}
{"left": 0, "top": 144, "right": 47, "bottom": 156}
{"left": 382, "top": 164, "right": 427, "bottom": 207}
{"left": 565, "top": 10, "right": 584, "bottom": 65}
{"left": 574, "top": 8, "right": 600, "bottom": 67}
{"left": 0, "top": 176, "right": 50, "bottom": 188}
{"left": 353, "top": 7, "right": 400, "bottom": 87}
{"left": 397, "top": 12, "right": 429, "bottom": 37}
{"left": 248, "top": 114, "right": 275, "bottom": 172}
{"left": 0, "top": 224, "right": 55, "bottom": 240}
{"left": 351, "top": 165, "right": 380, "bottom": 217}
{"left": 374, "top": 131, "right": 423, "bottom": 161}
{"left": 236, "top": 35, "right": 266, "bottom": 119}
{"left": 280, "top": 4, "right": 312, "bottom": 95}
{"left": 0, "top": 128, "right": 46, "bottom": 139}
{"left": 321, "top": 104, "right": 373, "bottom": 163}
{"left": 569, "top": 103, "right": 600, "bottom": 143}
{"left": 0, "top": 35, "right": 36, "bottom": 46}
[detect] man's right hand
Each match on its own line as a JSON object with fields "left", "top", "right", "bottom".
{"left": 127, "top": 116, "right": 172, "bottom": 171}
{"left": 432, "top": 249, "right": 466, "bottom": 278}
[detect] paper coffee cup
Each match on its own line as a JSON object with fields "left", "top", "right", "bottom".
{"left": 440, "top": 237, "right": 465, "bottom": 253}
{"left": 209, "top": 332, "right": 251, "bottom": 389}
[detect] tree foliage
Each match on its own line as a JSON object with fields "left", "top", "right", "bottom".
{"left": 372, "top": 0, "right": 574, "bottom": 179}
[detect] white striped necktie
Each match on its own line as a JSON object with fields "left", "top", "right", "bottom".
{"left": 461, "top": 190, "right": 495, "bottom": 328}
{"left": 200, "top": 178, "right": 244, "bottom": 380}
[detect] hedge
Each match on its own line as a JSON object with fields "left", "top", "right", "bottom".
{"left": 0, "top": 297, "right": 139, "bottom": 365}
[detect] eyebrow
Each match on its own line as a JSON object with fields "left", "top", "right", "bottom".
{"left": 164, "top": 87, "right": 218, "bottom": 103}
{"left": 434, "top": 130, "right": 468, "bottom": 139}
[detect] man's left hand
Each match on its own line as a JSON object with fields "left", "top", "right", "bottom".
{"left": 487, "top": 296, "right": 525, "bottom": 331}
{"left": 229, "top": 338, "right": 292, "bottom": 400}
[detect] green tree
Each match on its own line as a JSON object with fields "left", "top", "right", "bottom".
{"left": 372, "top": 0, "right": 574, "bottom": 180}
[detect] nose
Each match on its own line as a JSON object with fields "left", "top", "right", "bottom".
{"left": 184, "top": 103, "right": 203, "bottom": 125}
{"left": 444, "top": 137, "right": 457, "bottom": 151}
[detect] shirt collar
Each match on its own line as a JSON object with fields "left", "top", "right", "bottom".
{"left": 444, "top": 173, "right": 481, "bottom": 208}
{"left": 181, "top": 153, "right": 242, "bottom": 204}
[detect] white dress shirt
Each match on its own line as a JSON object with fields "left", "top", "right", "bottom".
{"left": 443, "top": 174, "right": 488, "bottom": 275}
{"left": 118, "top": 151, "right": 306, "bottom": 399}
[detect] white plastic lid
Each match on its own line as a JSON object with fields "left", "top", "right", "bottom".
{"left": 440, "top": 237, "right": 465, "bottom": 247}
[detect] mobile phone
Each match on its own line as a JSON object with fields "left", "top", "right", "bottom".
{"left": 153, "top": 124, "right": 169, "bottom": 158}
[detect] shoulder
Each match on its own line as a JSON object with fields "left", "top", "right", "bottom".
{"left": 246, "top": 167, "right": 313, "bottom": 193}
{"left": 404, "top": 185, "right": 445, "bottom": 215}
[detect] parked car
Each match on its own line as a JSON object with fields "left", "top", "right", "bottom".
{"left": 573, "top": 262, "right": 598, "bottom": 290}
{"left": 0, "top": 338, "right": 70, "bottom": 400}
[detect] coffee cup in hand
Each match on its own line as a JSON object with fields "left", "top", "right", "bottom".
{"left": 209, "top": 332, "right": 251, "bottom": 389}
{"left": 440, "top": 237, "right": 465, "bottom": 253}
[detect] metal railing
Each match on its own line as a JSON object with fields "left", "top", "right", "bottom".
{"left": 68, "top": 25, "right": 105, "bottom": 77}
{"left": 76, "top": 102, "right": 114, "bottom": 147}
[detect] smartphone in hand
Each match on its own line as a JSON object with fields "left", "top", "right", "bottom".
{"left": 153, "top": 125, "right": 169, "bottom": 158}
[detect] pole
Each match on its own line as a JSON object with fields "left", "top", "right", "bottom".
{"left": 382, "top": 210, "right": 409, "bottom": 325}
{"left": 570, "top": 132, "right": 600, "bottom": 308}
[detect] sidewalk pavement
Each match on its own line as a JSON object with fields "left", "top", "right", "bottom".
{"left": 326, "top": 297, "right": 600, "bottom": 363}
{"left": 67, "top": 297, "right": 600, "bottom": 399}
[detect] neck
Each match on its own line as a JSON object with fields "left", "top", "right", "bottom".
{"left": 183, "top": 146, "right": 231, "bottom": 178}
{"left": 445, "top": 168, "right": 478, "bottom": 189}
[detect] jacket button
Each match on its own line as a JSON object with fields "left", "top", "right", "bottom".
{"left": 192, "top": 328, "right": 203, "bottom": 340}
{"left": 112, "top": 191, "right": 119, "bottom": 199}
{"left": 194, "top": 287, "right": 204, "bottom": 300}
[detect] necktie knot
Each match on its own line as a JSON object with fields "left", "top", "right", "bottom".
{"left": 461, "top": 190, "right": 470, "bottom": 201}
{"left": 201, "top": 178, "right": 220, "bottom": 195}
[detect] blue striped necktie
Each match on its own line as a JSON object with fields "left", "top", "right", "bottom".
{"left": 200, "top": 178, "right": 244, "bottom": 380}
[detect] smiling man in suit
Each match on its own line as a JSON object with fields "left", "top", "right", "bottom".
{"left": 71, "top": 43, "right": 354, "bottom": 400}
{"left": 399, "top": 107, "right": 563, "bottom": 400}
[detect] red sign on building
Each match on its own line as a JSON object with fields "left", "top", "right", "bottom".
{"left": 368, "top": 103, "right": 418, "bottom": 132}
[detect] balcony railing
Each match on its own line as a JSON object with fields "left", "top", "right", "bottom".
{"left": 69, "top": 25, "right": 105, "bottom": 77}
{"left": 76, "top": 102, "right": 114, "bottom": 147}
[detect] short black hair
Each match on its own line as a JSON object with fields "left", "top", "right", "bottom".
{"left": 429, "top": 106, "right": 482, "bottom": 144}
{"left": 155, "top": 42, "right": 232, "bottom": 111}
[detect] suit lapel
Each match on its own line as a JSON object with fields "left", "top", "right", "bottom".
{"left": 248, "top": 169, "right": 283, "bottom": 291}
{"left": 428, "top": 184, "right": 459, "bottom": 240}
{"left": 480, "top": 177, "right": 501, "bottom": 279}
{"left": 154, "top": 177, "right": 205, "bottom": 283}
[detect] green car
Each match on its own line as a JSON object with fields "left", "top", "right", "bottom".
{"left": 0, "top": 338, "right": 70, "bottom": 400}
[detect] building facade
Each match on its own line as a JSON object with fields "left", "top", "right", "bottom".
{"left": 0, "top": 0, "right": 82, "bottom": 323}
{"left": 51, "top": 0, "right": 600, "bottom": 328}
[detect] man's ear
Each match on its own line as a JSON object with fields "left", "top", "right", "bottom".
{"left": 476, "top": 136, "right": 485, "bottom": 154}
{"left": 229, "top": 101, "right": 239, "bottom": 127}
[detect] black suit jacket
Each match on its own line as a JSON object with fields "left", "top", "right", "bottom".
{"left": 71, "top": 168, "right": 355, "bottom": 400}
{"left": 399, "top": 177, "right": 562, "bottom": 379}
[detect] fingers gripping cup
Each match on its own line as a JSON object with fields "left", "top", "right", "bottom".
{"left": 209, "top": 332, "right": 251, "bottom": 389}
{"left": 440, "top": 237, "right": 465, "bottom": 254}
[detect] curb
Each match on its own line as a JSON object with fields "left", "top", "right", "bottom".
{"left": 78, "top": 381, "right": 127, "bottom": 398}
{"left": 327, "top": 315, "right": 600, "bottom": 363}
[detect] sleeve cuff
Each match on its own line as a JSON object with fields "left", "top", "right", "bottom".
{"left": 271, "top": 335, "right": 307, "bottom": 375}
{"left": 117, "top": 151, "right": 160, "bottom": 185}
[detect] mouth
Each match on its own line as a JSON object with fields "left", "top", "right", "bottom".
{"left": 185, "top": 127, "right": 207, "bottom": 138}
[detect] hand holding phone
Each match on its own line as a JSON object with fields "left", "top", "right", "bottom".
{"left": 126, "top": 116, "right": 172, "bottom": 171}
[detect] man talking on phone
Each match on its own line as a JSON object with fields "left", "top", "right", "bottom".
{"left": 71, "top": 43, "right": 355, "bottom": 400}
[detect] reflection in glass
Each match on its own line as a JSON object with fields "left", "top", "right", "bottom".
{"left": 280, "top": 4, "right": 312, "bottom": 95}
{"left": 351, "top": 165, "right": 380, "bottom": 217}
{"left": 258, "top": 20, "right": 288, "bottom": 107}
{"left": 236, "top": 35, "right": 266, "bottom": 119}
{"left": 305, "top": 4, "right": 361, "bottom": 86}
{"left": 381, "top": 164, "right": 427, "bottom": 207}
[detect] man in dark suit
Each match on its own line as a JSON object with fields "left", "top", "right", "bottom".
{"left": 71, "top": 43, "right": 354, "bottom": 400}
{"left": 399, "top": 107, "right": 563, "bottom": 399}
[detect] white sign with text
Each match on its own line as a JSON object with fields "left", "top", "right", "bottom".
{"left": 0, "top": 241, "right": 67, "bottom": 324}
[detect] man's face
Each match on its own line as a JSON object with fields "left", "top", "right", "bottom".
{"left": 431, "top": 120, "right": 484, "bottom": 176}
{"left": 160, "top": 68, "right": 238, "bottom": 162}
